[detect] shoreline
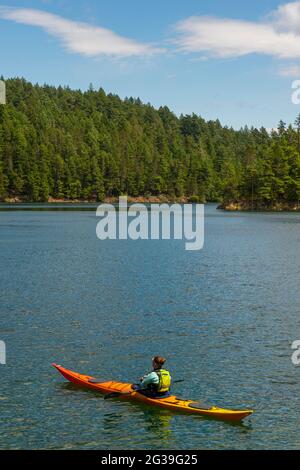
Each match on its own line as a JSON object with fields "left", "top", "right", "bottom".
{"left": 1, "top": 195, "right": 200, "bottom": 204}
{"left": 218, "top": 201, "right": 300, "bottom": 212}
{"left": 2, "top": 197, "right": 300, "bottom": 212}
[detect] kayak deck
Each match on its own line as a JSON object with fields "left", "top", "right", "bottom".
{"left": 52, "top": 364, "right": 253, "bottom": 422}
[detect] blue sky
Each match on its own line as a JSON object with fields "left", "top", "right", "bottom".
{"left": 1, "top": 0, "right": 300, "bottom": 128}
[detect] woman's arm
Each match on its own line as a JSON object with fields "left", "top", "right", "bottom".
{"left": 141, "top": 371, "right": 159, "bottom": 388}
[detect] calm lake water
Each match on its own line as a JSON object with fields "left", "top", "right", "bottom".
{"left": 1, "top": 204, "right": 300, "bottom": 450}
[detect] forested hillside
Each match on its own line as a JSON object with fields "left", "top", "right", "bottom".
{"left": 0, "top": 77, "right": 300, "bottom": 207}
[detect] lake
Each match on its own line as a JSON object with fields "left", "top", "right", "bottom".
{"left": 1, "top": 204, "right": 300, "bottom": 449}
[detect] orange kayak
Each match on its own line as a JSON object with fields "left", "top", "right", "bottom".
{"left": 52, "top": 364, "right": 253, "bottom": 422}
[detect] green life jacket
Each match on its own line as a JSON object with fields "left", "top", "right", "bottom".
{"left": 155, "top": 369, "right": 171, "bottom": 393}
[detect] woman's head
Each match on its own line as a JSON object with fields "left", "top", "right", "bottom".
{"left": 152, "top": 356, "right": 166, "bottom": 369}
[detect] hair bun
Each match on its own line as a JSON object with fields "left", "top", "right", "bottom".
{"left": 153, "top": 356, "right": 166, "bottom": 366}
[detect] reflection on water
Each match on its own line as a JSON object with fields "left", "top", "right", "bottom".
{"left": 140, "top": 409, "right": 173, "bottom": 442}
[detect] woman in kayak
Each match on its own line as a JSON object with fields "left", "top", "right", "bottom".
{"left": 135, "top": 356, "right": 172, "bottom": 398}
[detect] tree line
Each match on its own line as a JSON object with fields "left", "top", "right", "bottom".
{"left": 0, "top": 77, "right": 299, "bottom": 206}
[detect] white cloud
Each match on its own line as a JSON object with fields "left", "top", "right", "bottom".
{"left": 271, "top": 1, "right": 300, "bottom": 33}
{"left": 0, "top": 6, "right": 162, "bottom": 57}
{"left": 174, "top": 1, "right": 300, "bottom": 60}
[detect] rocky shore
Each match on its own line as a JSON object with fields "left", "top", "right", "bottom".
{"left": 218, "top": 201, "right": 300, "bottom": 212}
{"left": 2, "top": 195, "right": 198, "bottom": 204}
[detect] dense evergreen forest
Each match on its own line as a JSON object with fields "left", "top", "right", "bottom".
{"left": 0, "top": 77, "right": 300, "bottom": 207}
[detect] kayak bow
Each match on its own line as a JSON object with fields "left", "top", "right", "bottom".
{"left": 52, "top": 363, "right": 253, "bottom": 422}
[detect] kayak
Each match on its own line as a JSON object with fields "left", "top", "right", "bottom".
{"left": 52, "top": 364, "right": 253, "bottom": 422}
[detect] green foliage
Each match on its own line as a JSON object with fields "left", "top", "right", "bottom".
{"left": 0, "top": 77, "right": 299, "bottom": 205}
{"left": 188, "top": 195, "right": 203, "bottom": 203}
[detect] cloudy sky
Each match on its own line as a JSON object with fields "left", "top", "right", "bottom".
{"left": 1, "top": 0, "right": 300, "bottom": 128}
